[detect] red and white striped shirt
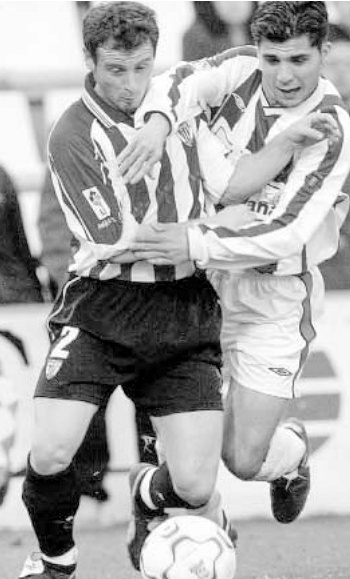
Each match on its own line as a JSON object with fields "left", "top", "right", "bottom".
{"left": 48, "top": 73, "right": 233, "bottom": 282}
{"left": 139, "top": 47, "right": 350, "bottom": 275}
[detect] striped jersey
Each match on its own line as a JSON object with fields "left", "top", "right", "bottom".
{"left": 48, "top": 73, "right": 233, "bottom": 283}
{"left": 139, "top": 46, "right": 350, "bottom": 276}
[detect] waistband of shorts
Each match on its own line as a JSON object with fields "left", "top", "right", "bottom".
{"left": 69, "top": 269, "right": 208, "bottom": 289}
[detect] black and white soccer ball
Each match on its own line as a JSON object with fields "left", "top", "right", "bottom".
{"left": 140, "top": 515, "right": 237, "bottom": 579}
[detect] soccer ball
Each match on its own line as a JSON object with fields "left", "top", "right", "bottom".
{"left": 140, "top": 515, "right": 237, "bottom": 579}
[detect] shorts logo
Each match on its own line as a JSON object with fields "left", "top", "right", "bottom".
{"left": 82, "top": 187, "right": 111, "bottom": 220}
{"left": 177, "top": 122, "right": 194, "bottom": 146}
{"left": 268, "top": 367, "right": 293, "bottom": 377}
{"left": 45, "top": 358, "right": 63, "bottom": 380}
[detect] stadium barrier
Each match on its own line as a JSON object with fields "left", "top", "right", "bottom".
{"left": 0, "top": 293, "right": 350, "bottom": 528}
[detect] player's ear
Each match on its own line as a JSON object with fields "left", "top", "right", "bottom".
{"left": 320, "top": 41, "right": 331, "bottom": 66}
{"left": 84, "top": 47, "right": 95, "bottom": 72}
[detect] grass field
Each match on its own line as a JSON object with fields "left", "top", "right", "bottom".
{"left": 2, "top": 516, "right": 350, "bottom": 579}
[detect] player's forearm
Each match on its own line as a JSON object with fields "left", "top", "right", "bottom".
{"left": 220, "top": 135, "right": 295, "bottom": 205}
{"left": 187, "top": 219, "right": 304, "bottom": 271}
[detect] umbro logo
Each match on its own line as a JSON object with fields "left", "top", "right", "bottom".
{"left": 268, "top": 367, "right": 292, "bottom": 376}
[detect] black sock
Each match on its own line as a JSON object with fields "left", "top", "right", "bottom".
{"left": 148, "top": 463, "right": 205, "bottom": 510}
{"left": 22, "top": 456, "right": 80, "bottom": 556}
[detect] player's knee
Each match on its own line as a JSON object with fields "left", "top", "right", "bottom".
{"left": 173, "top": 466, "right": 216, "bottom": 507}
{"left": 31, "top": 439, "right": 74, "bottom": 475}
{"left": 222, "top": 440, "right": 263, "bottom": 480}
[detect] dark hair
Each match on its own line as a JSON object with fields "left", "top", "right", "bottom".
{"left": 83, "top": 1, "right": 159, "bottom": 62}
{"left": 251, "top": 1, "right": 329, "bottom": 50}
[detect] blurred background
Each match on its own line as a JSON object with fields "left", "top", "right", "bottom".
{"left": 1, "top": 1, "right": 350, "bottom": 529}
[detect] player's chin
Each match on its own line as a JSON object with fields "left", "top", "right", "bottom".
{"left": 277, "top": 89, "right": 304, "bottom": 108}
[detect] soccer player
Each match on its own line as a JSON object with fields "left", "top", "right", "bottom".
{"left": 17, "top": 3, "right": 342, "bottom": 578}
{"left": 117, "top": 1, "right": 350, "bottom": 527}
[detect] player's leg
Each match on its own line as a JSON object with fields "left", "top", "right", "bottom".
{"left": 222, "top": 384, "right": 310, "bottom": 523}
{"left": 21, "top": 397, "right": 97, "bottom": 578}
{"left": 126, "top": 355, "right": 225, "bottom": 570}
{"left": 219, "top": 270, "right": 320, "bottom": 523}
{"left": 126, "top": 272, "right": 227, "bottom": 569}
{"left": 19, "top": 327, "right": 118, "bottom": 579}
{"left": 149, "top": 410, "right": 223, "bottom": 509}
{"left": 128, "top": 409, "right": 223, "bottom": 570}
{"left": 151, "top": 411, "right": 237, "bottom": 540}
{"left": 222, "top": 383, "right": 293, "bottom": 480}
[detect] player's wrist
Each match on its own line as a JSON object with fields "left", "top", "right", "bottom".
{"left": 144, "top": 111, "right": 172, "bottom": 136}
{"left": 278, "top": 130, "right": 299, "bottom": 154}
{"left": 187, "top": 225, "right": 209, "bottom": 267}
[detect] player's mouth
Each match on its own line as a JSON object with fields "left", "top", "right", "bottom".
{"left": 121, "top": 95, "right": 139, "bottom": 112}
{"left": 277, "top": 87, "right": 301, "bottom": 98}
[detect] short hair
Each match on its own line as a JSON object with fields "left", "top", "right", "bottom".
{"left": 83, "top": 1, "right": 159, "bottom": 62}
{"left": 251, "top": 1, "right": 329, "bottom": 50}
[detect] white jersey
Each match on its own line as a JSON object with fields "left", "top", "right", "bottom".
{"left": 139, "top": 47, "right": 350, "bottom": 276}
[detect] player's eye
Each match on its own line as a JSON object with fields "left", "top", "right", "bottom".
{"left": 292, "top": 57, "right": 308, "bottom": 64}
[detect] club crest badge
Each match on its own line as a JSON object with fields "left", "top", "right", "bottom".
{"left": 177, "top": 122, "right": 195, "bottom": 147}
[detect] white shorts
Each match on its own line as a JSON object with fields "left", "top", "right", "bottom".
{"left": 210, "top": 267, "right": 325, "bottom": 399}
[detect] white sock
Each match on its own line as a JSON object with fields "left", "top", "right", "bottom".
{"left": 254, "top": 424, "right": 306, "bottom": 482}
{"left": 42, "top": 546, "right": 78, "bottom": 566}
{"left": 139, "top": 466, "right": 158, "bottom": 510}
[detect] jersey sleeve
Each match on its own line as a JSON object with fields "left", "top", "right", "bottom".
{"left": 196, "top": 118, "right": 234, "bottom": 204}
{"left": 48, "top": 122, "right": 139, "bottom": 264}
{"left": 136, "top": 47, "right": 258, "bottom": 131}
{"left": 188, "top": 106, "right": 350, "bottom": 273}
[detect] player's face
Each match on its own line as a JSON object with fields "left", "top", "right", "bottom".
{"left": 85, "top": 38, "right": 155, "bottom": 114}
{"left": 259, "top": 35, "right": 329, "bottom": 108}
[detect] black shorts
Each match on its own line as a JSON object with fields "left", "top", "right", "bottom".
{"left": 35, "top": 274, "right": 223, "bottom": 416}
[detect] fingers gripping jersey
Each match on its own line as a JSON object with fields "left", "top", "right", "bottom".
{"left": 48, "top": 74, "right": 233, "bottom": 282}
{"left": 138, "top": 46, "right": 350, "bottom": 275}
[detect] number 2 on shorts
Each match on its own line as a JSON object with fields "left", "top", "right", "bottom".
{"left": 50, "top": 326, "right": 79, "bottom": 360}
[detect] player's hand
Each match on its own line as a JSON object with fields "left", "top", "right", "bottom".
{"left": 116, "top": 113, "right": 170, "bottom": 184}
{"left": 130, "top": 222, "right": 190, "bottom": 265}
{"left": 285, "top": 111, "right": 341, "bottom": 149}
{"left": 108, "top": 250, "right": 139, "bottom": 263}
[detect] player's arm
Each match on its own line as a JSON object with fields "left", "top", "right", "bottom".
{"left": 221, "top": 111, "right": 341, "bottom": 204}
{"left": 195, "top": 111, "right": 341, "bottom": 206}
{"left": 138, "top": 48, "right": 255, "bottom": 129}
{"left": 117, "top": 49, "right": 257, "bottom": 183}
{"left": 48, "top": 129, "right": 139, "bottom": 264}
{"left": 131, "top": 108, "right": 350, "bottom": 271}
{"left": 119, "top": 99, "right": 340, "bottom": 189}
{"left": 189, "top": 107, "right": 350, "bottom": 271}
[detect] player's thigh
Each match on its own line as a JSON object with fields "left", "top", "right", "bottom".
{"left": 31, "top": 326, "right": 123, "bottom": 469}
{"left": 152, "top": 410, "right": 223, "bottom": 494}
{"left": 31, "top": 397, "right": 98, "bottom": 465}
